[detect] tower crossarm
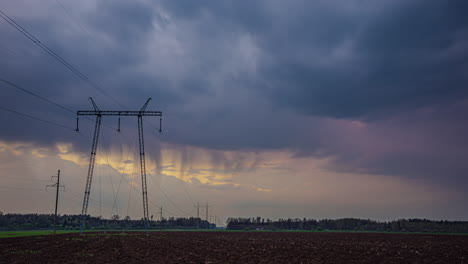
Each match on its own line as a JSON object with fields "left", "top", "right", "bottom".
{"left": 77, "top": 111, "right": 162, "bottom": 116}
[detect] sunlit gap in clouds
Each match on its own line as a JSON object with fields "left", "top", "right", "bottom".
{"left": 1, "top": 139, "right": 465, "bottom": 220}
{"left": 51, "top": 141, "right": 270, "bottom": 191}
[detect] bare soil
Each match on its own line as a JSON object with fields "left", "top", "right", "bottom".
{"left": 0, "top": 231, "right": 467, "bottom": 263}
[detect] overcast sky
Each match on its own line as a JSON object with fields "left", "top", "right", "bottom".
{"left": 1, "top": 0, "right": 468, "bottom": 223}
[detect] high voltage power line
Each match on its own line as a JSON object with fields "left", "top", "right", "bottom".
{"left": 0, "top": 8, "right": 162, "bottom": 132}
{"left": 0, "top": 77, "right": 118, "bottom": 131}
{"left": 51, "top": 0, "right": 165, "bottom": 132}
{"left": 54, "top": 0, "right": 91, "bottom": 34}
{"left": 1, "top": 177, "right": 51, "bottom": 182}
{"left": 0, "top": 186, "right": 46, "bottom": 191}
{"left": 0, "top": 7, "right": 163, "bottom": 131}
{"left": 0, "top": 98, "right": 185, "bottom": 219}
{"left": 150, "top": 173, "right": 194, "bottom": 216}
{"left": 0, "top": 105, "right": 75, "bottom": 131}
{"left": 97, "top": 133, "right": 189, "bottom": 218}
{"left": 0, "top": 8, "right": 125, "bottom": 109}
{"left": 0, "top": 78, "right": 75, "bottom": 114}
{"left": 0, "top": 78, "right": 175, "bottom": 218}
{"left": 0, "top": 7, "right": 198, "bottom": 222}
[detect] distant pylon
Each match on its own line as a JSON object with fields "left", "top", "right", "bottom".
{"left": 200, "top": 202, "right": 211, "bottom": 229}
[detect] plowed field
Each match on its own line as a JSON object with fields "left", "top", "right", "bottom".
{"left": 1, "top": 231, "right": 467, "bottom": 263}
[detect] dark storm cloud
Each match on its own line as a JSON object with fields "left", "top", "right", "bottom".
{"left": 259, "top": 1, "right": 468, "bottom": 118}
{"left": 92, "top": 0, "right": 154, "bottom": 41}
{"left": 1, "top": 0, "right": 468, "bottom": 192}
{"left": 152, "top": 0, "right": 468, "bottom": 192}
{"left": 323, "top": 100, "right": 468, "bottom": 190}
{"left": 0, "top": 0, "right": 184, "bottom": 148}
{"left": 161, "top": 0, "right": 468, "bottom": 117}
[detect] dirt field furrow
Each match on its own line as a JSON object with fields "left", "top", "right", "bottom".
{"left": 1, "top": 231, "right": 467, "bottom": 263}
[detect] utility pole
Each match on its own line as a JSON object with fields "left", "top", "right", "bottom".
{"left": 76, "top": 97, "right": 162, "bottom": 234}
{"left": 46, "top": 170, "right": 64, "bottom": 235}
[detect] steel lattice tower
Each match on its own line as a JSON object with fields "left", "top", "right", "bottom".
{"left": 77, "top": 97, "right": 162, "bottom": 232}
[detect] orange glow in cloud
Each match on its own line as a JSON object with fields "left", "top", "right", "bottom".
{"left": 0, "top": 139, "right": 464, "bottom": 220}
{"left": 52, "top": 142, "right": 266, "bottom": 190}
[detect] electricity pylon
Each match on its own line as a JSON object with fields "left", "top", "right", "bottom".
{"left": 76, "top": 97, "right": 162, "bottom": 233}
{"left": 196, "top": 202, "right": 211, "bottom": 229}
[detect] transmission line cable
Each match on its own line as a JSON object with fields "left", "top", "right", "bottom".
{"left": 102, "top": 135, "right": 119, "bottom": 217}
{"left": 0, "top": 105, "right": 74, "bottom": 131}
{"left": 63, "top": 188, "right": 113, "bottom": 215}
{"left": 0, "top": 77, "right": 117, "bottom": 130}
{"left": 52, "top": 1, "right": 161, "bottom": 124}
{"left": 126, "top": 156, "right": 136, "bottom": 218}
{"left": 0, "top": 186, "right": 46, "bottom": 192}
{"left": 109, "top": 131, "right": 138, "bottom": 215}
{"left": 152, "top": 177, "right": 192, "bottom": 216}
{"left": 99, "top": 154, "right": 102, "bottom": 218}
{"left": 2, "top": 177, "right": 51, "bottom": 182}
{"left": 1, "top": 9, "right": 163, "bottom": 138}
{"left": 180, "top": 177, "right": 196, "bottom": 206}
{"left": 139, "top": 146, "right": 194, "bottom": 216}
{"left": 0, "top": 77, "right": 75, "bottom": 114}
{"left": 0, "top": 9, "right": 125, "bottom": 109}
{"left": 54, "top": 0, "right": 91, "bottom": 34}
{"left": 99, "top": 146, "right": 118, "bottom": 217}
{"left": 0, "top": 3, "right": 173, "bottom": 215}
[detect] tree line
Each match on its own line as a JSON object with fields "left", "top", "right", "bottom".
{"left": 0, "top": 213, "right": 215, "bottom": 231}
{"left": 226, "top": 217, "right": 468, "bottom": 233}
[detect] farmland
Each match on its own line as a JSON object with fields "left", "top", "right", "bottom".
{"left": 1, "top": 231, "right": 467, "bottom": 263}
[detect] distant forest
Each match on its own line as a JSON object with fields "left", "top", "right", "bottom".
{"left": 226, "top": 217, "right": 468, "bottom": 234}
{"left": 2, "top": 213, "right": 468, "bottom": 233}
{"left": 0, "top": 213, "right": 214, "bottom": 231}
